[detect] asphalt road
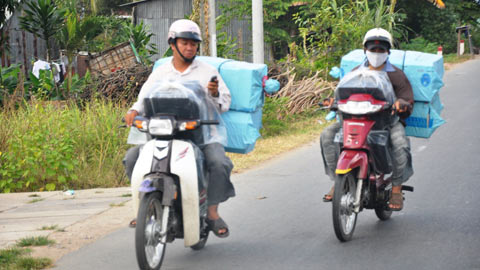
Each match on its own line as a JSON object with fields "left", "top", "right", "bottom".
{"left": 54, "top": 58, "right": 480, "bottom": 270}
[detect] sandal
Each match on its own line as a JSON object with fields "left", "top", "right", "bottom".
{"left": 206, "top": 217, "right": 229, "bottom": 238}
{"left": 388, "top": 192, "right": 404, "bottom": 211}
{"left": 129, "top": 218, "right": 137, "bottom": 228}
{"left": 323, "top": 186, "right": 334, "bottom": 202}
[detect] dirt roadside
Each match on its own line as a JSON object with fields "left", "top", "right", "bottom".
{"left": 31, "top": 200, "right": 133, "bottom": 265}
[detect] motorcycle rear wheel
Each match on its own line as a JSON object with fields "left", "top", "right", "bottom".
{"left": 135, "top": 192, "right": 167, "bottom": 270}
{"left": 332, "top": 173, "right": 358, "bottom": 242}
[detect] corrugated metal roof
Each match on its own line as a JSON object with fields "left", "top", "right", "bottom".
{"left": 119, "top": 0, "right": 153, "bottom": 7}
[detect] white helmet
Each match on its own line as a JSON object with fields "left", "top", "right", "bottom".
{"left": 362, "top": 28, "right": 393, "bottom": 50}
{"left": 167, "top": 19, "right": 202, "bottom": 44}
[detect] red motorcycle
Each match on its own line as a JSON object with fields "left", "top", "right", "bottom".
{"left": 329, "top": 70, "right": 413, "bottom": 242}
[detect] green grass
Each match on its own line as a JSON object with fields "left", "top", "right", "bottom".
{"left": 0, "top": 247, "right": 52, "bottom": 270}
{"left": 109, "top": 202, "right": 126, "bottom": 207}
{"left": 0, "top": 100, "right": 130, "bottom": 193}
{"left": 38, "top": 225, "right": 59, "bottom": 231}
{"left": 27, "top": 198, "right": 44, "bottom": 204}
{"left": 443, "top": 53, "right": 473, "bottom": 64}
{"left": 120, "top": 193, "right": 131, "bottom": 197}
{"left": 16, "top": 236, "right": 55, "bottom": 247}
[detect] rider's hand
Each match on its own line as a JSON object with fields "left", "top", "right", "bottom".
{"left": 393, "top": 99, "right": 411, "bottom": 114}
{"left": 125, "top": 110, "right": 138, "bottom": 127}
{"left": 322, "top": 97, "right": 335, "bottom": 107}
{"left": 207, "top": 79, "right": 219, "bottom": 97}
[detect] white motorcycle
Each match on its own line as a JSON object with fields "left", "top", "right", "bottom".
{"left": 129, "top": 80, "right": 227, "bottom": 270}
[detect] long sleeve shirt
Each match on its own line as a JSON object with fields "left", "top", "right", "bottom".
{"left": 130, "top": 59, "right": 231, "bottom": 115}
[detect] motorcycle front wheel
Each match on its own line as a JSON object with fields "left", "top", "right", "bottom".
{"left": 135, "top": 192, "right": 167, "bottom": 270}
{"left": 332, "top": 173, "right": 358, "bottom": 242}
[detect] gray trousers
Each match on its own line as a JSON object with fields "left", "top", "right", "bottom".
{"left": 320, "top": 121, "right": 413, "bottom": 186}
{"left": 123, "top": 142, "right": 235, "bottom": 206}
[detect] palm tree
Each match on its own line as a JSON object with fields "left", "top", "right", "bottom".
{"left": 19, "top": 0, "right": 65, "bottom": 61}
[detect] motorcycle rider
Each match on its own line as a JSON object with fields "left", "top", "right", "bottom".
{"left": 123, "top": 19, "right": 234, "bottom": 237}
{"left": 320, "top": 28, "right": 414, "bottom": 211}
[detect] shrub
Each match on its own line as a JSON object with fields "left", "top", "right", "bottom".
{"left": 0, "top": 100, "right": 129, "bottom": 193}
{"left": 261, "top": 96, "right": 291, "bottom": 137}
{"left": 399, "top": 37, "right": 440, "bottom": 54}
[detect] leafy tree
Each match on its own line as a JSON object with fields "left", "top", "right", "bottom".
{"left": 396, "top": 0, "right": 462, "bottom": 53}
{"left": 448, "top": 0, "right": 480, "bottom": 27}
{"left": 291, "top": 0, "right": 403, "bottom": 74}
{"left": 121, "top": 21, "right": 158, "bottom": 65}
{"left": 56, "top": 7, "right": 87, "bottom": 96}
{"left": 96, "top": 0, "right": 132, "bottom": 15}
{"left": 0, "top": 0, "right": 24, "bottom": 28}
{"left": 19, "top": 0, "right": 65, "bottom": 61}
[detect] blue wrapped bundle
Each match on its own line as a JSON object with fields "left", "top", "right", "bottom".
{"left": 403, "top": 51, "right": 444, "bottom": 102}
{"left": 339, "top": 49, "right": 364, "bottom": 77}
{"left": 405, "top": 93, "right": 445, "bottom": 138}
{"left": 221, "top": 109, "right": 262, "bottom": 154}
{"left": 388, "top": 49, "right": 406, "bottom": 70}
{"left": 153, "top": 56, "right": 268, "bottom": 112}
{"left": 338, "top": 49, "right": 446, "bottom": 138}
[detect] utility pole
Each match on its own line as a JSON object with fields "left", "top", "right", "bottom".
{"left": 208, "top": 0, "right": 217, "bottom": 57}
{"left": 252, "top": 0, "right": 264, "bottom": 64}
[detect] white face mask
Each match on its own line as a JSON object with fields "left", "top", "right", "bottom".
{"left": 366, "top": 51, "right": 388, "bottom": 68}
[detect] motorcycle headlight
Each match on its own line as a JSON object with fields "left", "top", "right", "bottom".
{"left": 149, "top": 118, "right": 174, "bottom": 135}
{"left": 338, "top": 101, "right": 383, "bottom": 115}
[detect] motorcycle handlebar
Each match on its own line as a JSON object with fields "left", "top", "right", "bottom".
{"left": 200, "top": 120, "right": 219, "bottom": 125}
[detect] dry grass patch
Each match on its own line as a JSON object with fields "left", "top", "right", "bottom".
{"left": 228, "top": 116, "right": 331, "bottom": 173}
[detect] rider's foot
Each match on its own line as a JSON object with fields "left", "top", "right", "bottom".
{"left": 129, "top": 218, "right": 137, "bottom": 228}
{"left": 389, "top": 185, "right": 403, "bottom": 211}
{"left": 323, "top": 185, "right": 335, "bottom": 202}
{"left": 207, "top": 205, "right": 228, "bottom": 236}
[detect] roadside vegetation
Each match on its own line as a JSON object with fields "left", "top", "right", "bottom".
{"left": 1, "top": 0, "right": 479, "bottom": 193}
{"left": 0, "top": 237, "right": 54, "bottom": 270}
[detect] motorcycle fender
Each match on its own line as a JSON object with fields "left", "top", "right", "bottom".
{"left": 131, "top": 140, "right": 158, "bottom": 217}
{"left": 170, "top": 140, "right": 200, "bottom": 247}
{"left": 335, "top": 150, "right": 368, "bottom": 179}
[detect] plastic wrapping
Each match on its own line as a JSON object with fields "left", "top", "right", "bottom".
{"left": 127, "top": 80, "right": 227, "bottom": 146}
{"left": 403, "top": 50, "right": 444, "bottom": 102}
{"left": 335, "top": 68, "right": 396, "bottom": 106}
{"left": 405, "top": 93, "right": 445, "bottom": 138}
{"left": 221, "top": 109, "right": 262, "bottom": 154}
